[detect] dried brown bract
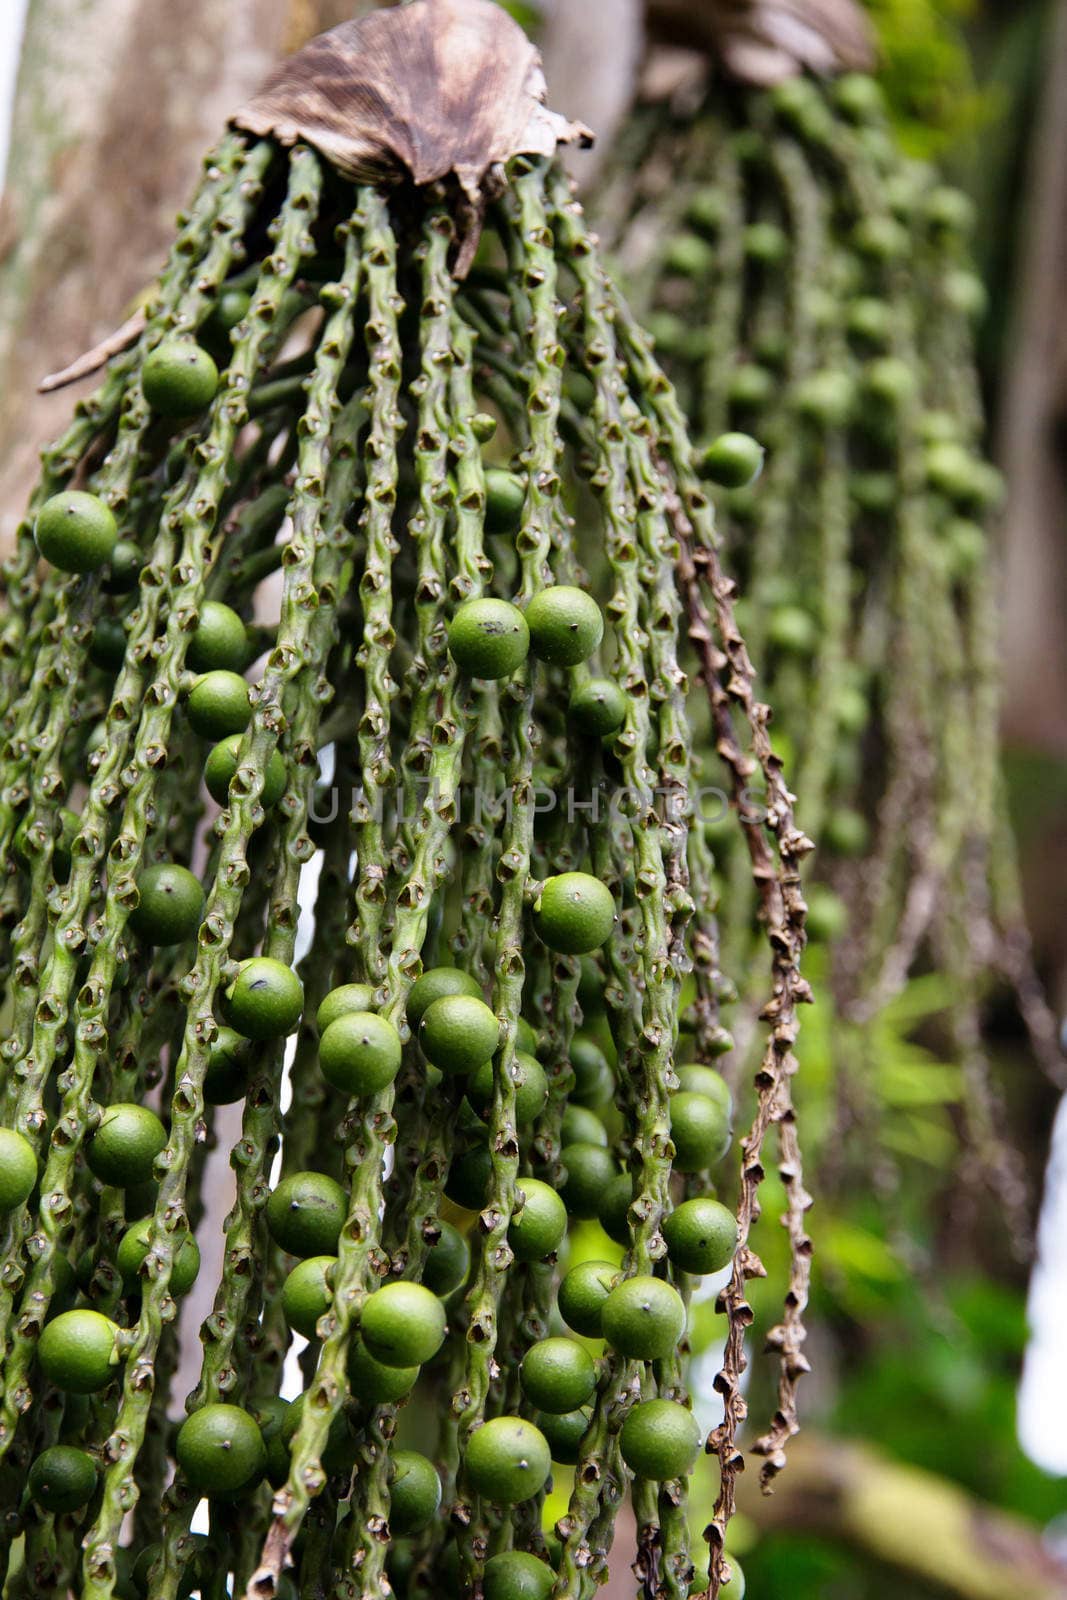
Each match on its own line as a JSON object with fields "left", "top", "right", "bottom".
{"left": 646, "top": 0, "right": 875, "bottom": 84}
{"left": 232, "top": 0, "right": 592, "bottom": 270}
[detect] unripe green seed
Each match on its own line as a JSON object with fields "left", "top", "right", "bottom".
{"left": 662, "top": 1196, "right": 737, "bottom": 1276}
{"left": 117, "top": 1218, "right": 201, "bottom": 1296}
{"left": 317, "top": 982, "right": 378, "bottom": 1034}
{"left": 361, "top": 1281, "right": 446, "bottom": 1367}
{"left": 664, "top": 233, "right": 714, "bottom": 279}
{"left": 468, "top": 1050, "right": 548, "bottom": 1125}
{"left": 86, "top": 1103, "right": 167, "bottom": 1187}
{"left": 0, "top": 1128, "right": 37, "bottom": 1212}
{"left": 698, "top": 432, "right": 765, "bottom": 489}
{"left": 534, "top": 873, "right": 615, "bottom": 955}
{"left": 524, "top": 586, "right": 604, "bottom": 668}
{"left": 720, "top": 1558, "right": 746, "bottom": 1598}
{"left": 188, "top": 601, "right": 248, "bottom": 673}
{"left": 205, "top": 735, "right": 287, "bottom": 810}
{"left": 728, "top": 363, "right": 775, "bottom": 411}
{"left": 508, "top": 1178, "right": 567, "bottom": 1260}
{"left": 534, "top": 1407, "right": 590, "bottom": 1467}
{"left": 484, "top": 1550, "right": 556, "bottom": 1600}
{"left": 619, "top": 1398, "right": 701, "bottom": 1480}
{"left": 38, "top": 1309, "right": 121, "bottom": 1393}
{"left": 520, "top": 1337, "right": 596, "bottom": 1413}
{"left": 445, "top": 1143, "right": 493, "bottom": 1211}
{"left": 464, "top": 1416, "right": 551, "bottom": 1504}
{"left": 102, "top": 538, "right": 142, "bottom": 593}
{"left": 226, "top": 956, "right": 304, "bottom": 1040}
{"left": 348, "top": 1336, "right": 419, "bottom": 1405}
{"left": 825, "top": 808, "right": 870, "bottom": 856}
{"left": 143, "top": 340, "right": 219, "bottom": 418}
{"left": 406, "top": 967, "right": 481, "bottom": 1031}
{"left": 388, "top": 1450, "right": 441, "bottom": 1535}
{"left": 28, "top": 1445, "right": 98, "bottom": 1513}
{"left": 597, "top": 1171, "right": 634, "bottom": 1246}
{"left": 89, "top": 616, "right": 128, "bottom": 672}
{"left": 266, "top": 1171, "right": 346, "bottom": 1258}
{"left": 560, "top": 1102, "right": 608, "bottom": 1148}
{"left": 560, "top": 1142, "right": 618, "bottom": 1219}
{"left": 670, "top": 1090, "right": 731, "bottom": 1172}
{"left": 448, "top": 598, "right": 529, "bottom": 679}
{"left": 187, "top": 670, "right": 252, "bottom": 738}
{"left": 319, "top": 1011, "right": 402, "bottom": 1097}
{"left": 569, "top": 1032, "right": 613, "bottom": 1106}
{"left": 422, "top": 1219, "right": 470, "bottom": 1298}
{"left": 484, "top": 468, "right": 525, "bottom": 533}
{"left": 471, "top": 411, "right": 498, "bottom": 442}
{"left": 203, "top": 1026, "right": 251, "bottom": 1105}
{"left": 834, "top": 73, "right": 886, "bottom": 123}
{"left": 420, "top": 993, "right": 498, "bottom": 1075}
{"left": 281, "top": 1254, "right": 336, "bottom": 1339}
{"left": 601, "top": 1275, "right": 686, "bottom": 1359}
{"left": 568, "top": 677, "right": 628, "bottom": 736}
{"left": 675, "top": 1063, "right": 732, "bottom": 1115}
{"left": 743, "top": 221, "right": 789, "bottom": 264}
{"left": 557, "top": 1258, "right": 618, "bottom": 1338}
{"left": 129, "top": 863, "right": 204, "bottom": 945}
{"left": 35, "top": 490, "right": 118, "bottom": 574}
{"left": 175, "top": 1404, "right": 266, "bottom": 1495}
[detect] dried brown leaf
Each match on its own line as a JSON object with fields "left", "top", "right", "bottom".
{"left": 646, "top": 0, "right": 875, "bottom": 85}
{"left": 232, "top": 0, "right": 592, "bottom": 269}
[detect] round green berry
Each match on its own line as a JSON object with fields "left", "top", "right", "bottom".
{"left": 388, "top": 1450, "right": 441, "bottom": 1535}
{"left": 187, "top": 601, "right": 247, "bottom": 674}
{"left": 835, "top": 73, "right": 885, "bottom": 122}
{"left": 534, "top": 1407, "right": 590, "bottom": 1467}
{"left": 279, "top": 1393, "right": 357, "bottom": 1479}
{"left": 806, "top": 885, "right": 849, "bottom": 942}
{"left": 186, "top": 671, "right": 251, "bottom": 739}
{"left": 471, "top": 412, "right": 498, "bottom": 443}
{"left": 317, "top": 983, "right": 377, "bottom": 1035}
{"left": 468, "top": 1051, "right": 548, "bottom": 1126}
{"left": 560, "top": 1103, "right": 608, "bottom": 1148}
{"left": 361, "top": 1281, "right": 446, "bottom": 1368}
{"left": 281, "top": 1254, "right": 336, "bottom": 1339}
{"left": 664, "top": 233, "right": 714, "bottom": 279}
{"left": 720, "top": 1559, "right": 746, "bottom": 1598}
{"left": 568, "top": 677, "right": 628, "bottom": 737}
{"left": 524, "top": 586, "right": 604, "bottom": 668}
{"left": 129, "top": 863, "right": 204, "bottom": 945}
{"left": 348, "top": 1336, "right": 419, "bottom": 1405}
{"left": 728, "top": 364, "right": 774, "bottom": 411}
{"left": 601, "top": 1276, "right": 686, "bottom": 1360}
{"left": 670, "top": 1090, "right": 731, "bottom": 1172}
{"left": 445, "top": 1143, "right": 492, "bottom": 1211}
{"left": 560, "top": 1142, "right": 618, "bottom": 1220}
{"left": 204, "top": 736, "right": 286, "bottom": 810}
{"left": 38, "top": 1310, "right": 121, "bottom": 1393}
{"left": 35, "top": 491, "right": 118, "bottom": 574}
{"left": 266, "top": 1171, "right": 346, "bottom": 1258}
{"left": 0, "top": 1128, "right": 37, "bottom": 1212}
{"left": 520, "top": 1337, "right": 596, "bottom": 1413}
{"left": 743, "top": 221, "right": 788, "bottom": 264}
{"left": 484, "top": 469, "right": 525, "bottom": 534}
{"left": 847, "top": 297, "right": 894, "bottom": 348}
{"left": 175, "top": 1403, "right": 266, "bottom": 1496}
{"left": 509, "top": 1178, "right": 567, "bottom": 1262}
{"left": 464, "top": 1417, "right": 550, "bottom": 1504}
{"left": 405, "top": 967, "right": 481, "bottom": 1031}
{"left": 944, "top": 268, "right": 987, "bottom": 320}
{"left": 319, "top": 1012, "right": 402, "bottom": 1098}
{"left": 619, "top": 1398, "right": 701, "bottom": 1480}
{"left": 515, "top": 1017, "right": 539, "bottom": 1055}
{"left": 448, "top": 599, "right": 529, "bottom": 679}
{"left": 795, "top": 371, "right": 854, "bottom": 427}
{"left": 422, "top": 1219, "right": 470, "bottom": 1298}
{"left": 420, "top": 994, "right": 498, "bottom": 1076}
{"left": 597, "top": 1172, "right": 634, "bottom": 1246}
{"left": 251, "top": 1396, "right": 291, "bottom": 1489}
{"left": 28, "top": 1445, "right": 98, "bottom": 1513}
{"left": 558, "top": 1259, "right": 617, "bottom": 1338}
{"left": 698, "top": 432, "right": 765, "bottom": 489}
{"left": 675, "top": 1064, "right": 732, "bottom": 1114}
{"left": 570, "top": 1034, "right": 612, "bottom": 1105}
{"left": 825, "top": 808, "right": 870, "bottom": 856}
{"left": 86, "top": 1103, "right": 166, "bottom": 1188}
{"left": 143, "top": 340, "right": 219, "bottom": 418}
{"left": 534, "top": 873, "right": 615, "bottom": 955}
{"left": 89, "top": 616, "right": 128, "bottom": 672}
{"left": 662, "top": 1197, "right": 737, "bottom": 1276}
{"left": 203, "top": 1026, "right": 250, "bottom": 1106}
{"left": 768, "top": 606, "right": 818, "bottom": 655}
{"left": 484, "top": 1551, "right": 555, "bottom": 1600}
{"left": 226, "top": 957, "right": 304, "bottom": 1040}
{"left": 102, "top": 539, "right": 142, "bottom": 594}
{"left": 117, "top": 1218, "right": 201, "bottom": 1296}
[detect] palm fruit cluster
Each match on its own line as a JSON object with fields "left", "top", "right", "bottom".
{"left": 594, "top": 64, "right": 1059, "bottom": 1226}
{"left": 0, "top": 4, "right": 809, "bottom": 1597}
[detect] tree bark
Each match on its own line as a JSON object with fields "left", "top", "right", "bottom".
{"left": 0, "top": 0, "right": 366, "bottom": 548}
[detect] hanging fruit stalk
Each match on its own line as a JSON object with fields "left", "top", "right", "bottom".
{"left": 0, "top": 3, "right": 813, "bottom": 1598}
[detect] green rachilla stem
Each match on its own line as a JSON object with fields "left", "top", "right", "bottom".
{"left": 74, "top": 146, "right": 324, "bottom": 1600}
